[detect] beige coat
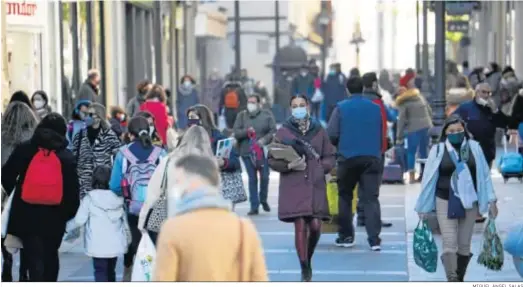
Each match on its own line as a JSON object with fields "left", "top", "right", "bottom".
{"left": 154, "top": 208, "right": 268, "bottom": 282}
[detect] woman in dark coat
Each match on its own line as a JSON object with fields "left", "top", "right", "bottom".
{"left": 267, "top": 95, "right": 336, "bottom": 282}
{"left": 1, "top": 113, "right": 80, "bottom": 281}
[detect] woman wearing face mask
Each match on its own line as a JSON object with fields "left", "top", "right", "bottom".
{"left": 109, "top": 106, "right": 128, "bottom": 141}
{"left": 415, "top": 115, "right": 498, "bottom": 282}
{"left": 72, "top": 103, "right": 122, "bottom": 198}
{"left": 233, "top": 94, "right": 277, "bottom": 215}
{"left": 135, "top": 111, "right": 163, "bottom": 147}
{"left": 66, "top": 100, "right": 91, "bottom": 149}
{"left": 267, "top": 95, "right": 336, "bottom": 281}
{"left": 176, "top": 75, "right": 200, "bottom": 130}
{"left": 108, "top": 116, "right": 167, "bottom": 281}
{"left": 31, "top": 90, "right": 52, "bottom": 120}
{"left": 140, "top": 85, "right": 170, "bottom": 146}
{"left": 186, "top": 105, "right": 243, "bottom": 206}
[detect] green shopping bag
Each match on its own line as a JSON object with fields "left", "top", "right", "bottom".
{"left": 413, "top": 219, "right": 438, "bottom": 273}
{"left": 477, "top": 217, "right": 504, "bottom": 271}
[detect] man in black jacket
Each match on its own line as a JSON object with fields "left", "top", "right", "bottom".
{"left": 2, "top": 113, "right": 80, "bottom": 281}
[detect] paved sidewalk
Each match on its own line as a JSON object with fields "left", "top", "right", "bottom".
{"left": 405, "top": 169, "right": 523, "bottom": 282}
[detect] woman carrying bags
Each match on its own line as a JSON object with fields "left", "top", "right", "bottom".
{"left": 415, "top": 115, "right": 498, "bottom": 282}
{"left": 186, "top": 104, "right": 245, "bottom": 207}
{"left": 267, "top": 94, "right": 336, "bottom": 282}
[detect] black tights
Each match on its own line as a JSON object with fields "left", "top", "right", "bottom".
{"left": 294, "top": 217, "right": 322, "bottom": 267}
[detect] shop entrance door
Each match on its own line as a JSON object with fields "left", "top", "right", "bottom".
{"left": 7, "top": 30, "right": 43, "bottom": 97}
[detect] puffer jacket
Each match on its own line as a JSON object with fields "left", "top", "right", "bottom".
{"left": 395, "top": 89, "right": 433, "bottom": 143}
{"left": 66, "top": 189, "right": 129, "bottom": 258}
{"left": 446, "top": 87, "right": 474, "bottom": 116}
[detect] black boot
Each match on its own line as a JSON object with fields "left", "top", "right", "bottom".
{"left": 441, "top": 253, "right": 459, "bottom": 282}
{"left": 456, "top": 253, "right": 473, "bottom": 282}
{"left": 300, "top": 261, "right": 312, "bottom": 282}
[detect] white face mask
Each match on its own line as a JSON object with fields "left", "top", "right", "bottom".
{"left": 183, "top": 81, "right": 192, "bottom": 88}
{"left": 33, "top": 99, "right": 45, "bottom": 109}
{"left": 247, "top": 103, "right": 258, "bottom": 113}
{"left": 476, "top": 97, "right": 488, "bottom": 106}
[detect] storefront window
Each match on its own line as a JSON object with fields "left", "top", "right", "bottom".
{"left": 6, "top": 30, "right": 43, "bottom": 95}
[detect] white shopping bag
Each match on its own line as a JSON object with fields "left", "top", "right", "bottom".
{"left": 311, "top": 88, "right": 324, "bottom": 103}
{"left": 131, "top": 233, "right": 156, "bottom": 282}
{"left": 1, "top": 191, "right": 15, "bottom": 238}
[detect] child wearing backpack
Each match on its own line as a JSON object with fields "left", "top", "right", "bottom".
{"left": 66, "top": 165, "right": 130, "bottom": 282}
{"left": 109, "top": 116, "right": 166, "bottom": 281}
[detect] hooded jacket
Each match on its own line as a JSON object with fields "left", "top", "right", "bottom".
{"left": 1, "top": 127, "right": 80, "bottom": 246}
{"left": 395, "top": 89, "right": 433, "bottom": 143}
{"left": 66, "top": 189, "right": 129, "bottom": 258}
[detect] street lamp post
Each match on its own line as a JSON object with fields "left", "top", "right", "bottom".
{"left": 318, "top": 2, "right": 330, "bottom": 78}
{"left": 350, "top": 20, "right": 365, "bottom": 68}
{"left": 429, "top": 0, "right": 447, "bottom": 144}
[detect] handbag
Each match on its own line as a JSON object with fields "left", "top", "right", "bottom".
{"left": 221, "top": 171, "right": 247, "bottom": 204}
{"left": 145, "top": 158, "right": 171, "bottom": 233}
{"left": 413, "top": 219, "right": 438, "bottom": 273}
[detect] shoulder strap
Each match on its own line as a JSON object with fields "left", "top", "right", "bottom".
{"left": 121, "top": 146, "right": 139, "bottom": 164}
{"left": 147, "top": 146, "right": 163, "bottom": 163}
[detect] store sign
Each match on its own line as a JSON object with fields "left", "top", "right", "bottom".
{"left": 6, "top": 1, "right": 47, "bottom": 27}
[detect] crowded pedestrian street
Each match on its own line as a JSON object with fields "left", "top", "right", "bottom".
{"left": 3, "top": 166, "right": 520, "bottom": 282}
{"left": 2, "top": 0, "right": 523, "bottom": 283}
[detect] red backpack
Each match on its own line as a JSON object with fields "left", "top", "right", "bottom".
{"left": 21, "top": 148, "right": 64, "bottom": 205}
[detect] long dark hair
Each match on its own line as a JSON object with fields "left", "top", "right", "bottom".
{"left": 9, "top": 90, "right": 33, "bottom": 108}
{"left": 186, "top": 104, "right": 216, "bottom": 135}
{"left": 128, "top": 116, "right": 152, "bottom": 148}
{"left": 92, "top": 165, "right": 112, "bottom": 190}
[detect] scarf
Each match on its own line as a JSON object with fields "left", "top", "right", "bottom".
{"left": 292, "top": 116, "right": 310, "bottom": 135}
{"left": 174, "top": 188, "right": 231, "bottom": 216}
{"left": 446, "top": 140, "right": 478, "bottom": 209}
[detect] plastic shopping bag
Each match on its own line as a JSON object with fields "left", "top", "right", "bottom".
{"left": 1, "top": 191, "right": 15, "bottom": 238}
{"left": 311, "top": 88, "right": 324, "bottom": 103}
{"left": 504, "top": 223, "right": 523, "bottom": 257}
{"left": 477, "top": 217, "right": 504, "bottom": 271}
{"left": 413, "top": 219, "right": 438, "bottom": 273}
{"left": 131, "top": 233, "right": 156, "bottom": 282}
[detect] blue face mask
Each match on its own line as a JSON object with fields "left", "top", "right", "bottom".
{"left": 292, "top": 107, "right": 308, "bottom": 120}
{"left": 329, "top": 70, "right": 336, "bottom": 76}
{"left": 447, "top": 132, "right": 465, "bottom": 145}
{"left": 84, "top": 116, "right": 94, "bottom": 127}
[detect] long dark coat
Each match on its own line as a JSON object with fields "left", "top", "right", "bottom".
{"left": 268, "top": 118, "right": 336, "bottom": 223}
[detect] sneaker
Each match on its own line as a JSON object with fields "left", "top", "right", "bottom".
{"left": 261, "top": 202, "right": 271, "bottom": 212}
{"left": 335, "top": 236, "right": 355, "bottom": 248}
{"left": 370, "top": 245, "right": 381, "bottom": 251}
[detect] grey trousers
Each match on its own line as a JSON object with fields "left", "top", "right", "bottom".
{"left": 435, "top": 197, "right": 478, "bottom": 255}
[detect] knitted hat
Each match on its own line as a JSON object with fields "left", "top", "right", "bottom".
{"left": 400, "top": 71, "right": 416, "bottom": 88}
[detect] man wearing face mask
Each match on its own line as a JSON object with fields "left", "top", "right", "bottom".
{"left": 176, "top": 75, "right": 200, "bottom": 130}
{"left": 292, "top": 65, "right": 315, "bottom": 100}
{"left": 322, "top": 63, "right": 348, "bottom": 122}
{"left": 233, "top": 94, "right": 277, "bottom": 215}
{"left": 67, "top": 100, "right": 92, "bottom": 150}
{"left": 454, "top": 82, "right": 511, "bottom": 168}
{"left": 77, "top": 69, "right": 101, "bottom": 103}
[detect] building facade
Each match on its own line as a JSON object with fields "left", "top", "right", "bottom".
{"left": 2, "top": 0, "right": 61, "bottom": 111}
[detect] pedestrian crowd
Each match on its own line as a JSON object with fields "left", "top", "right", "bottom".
{"left": 1, "top": 62, "right": 522, "bottom": 282}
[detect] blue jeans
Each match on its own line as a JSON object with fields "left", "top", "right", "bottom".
{"left": 406, "top": 128, "right": 430, "bottom": 171}
{"left": 242, "top": 155, "right": 270, "bottom": 211}
{"left": 92, "top": 257, "right": 117, "bottom": 282}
